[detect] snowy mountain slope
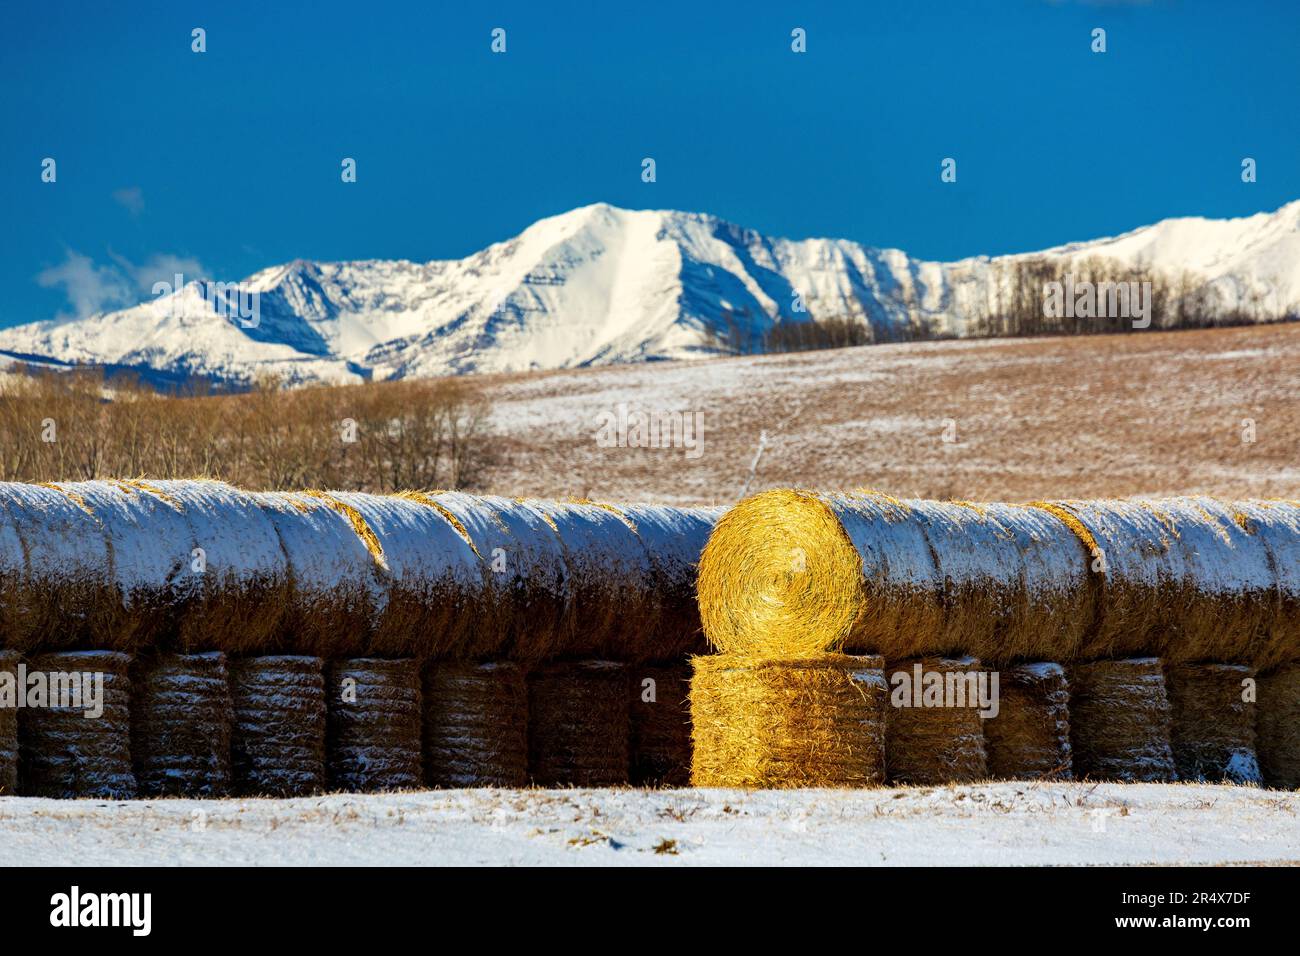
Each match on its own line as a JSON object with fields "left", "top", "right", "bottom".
{"left": 3, "top": 200, "right": 1298, "bottom": 386}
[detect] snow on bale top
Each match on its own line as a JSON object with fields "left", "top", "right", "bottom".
{"left": 1230, "top": 499, "right": 1300, "bottom": 670}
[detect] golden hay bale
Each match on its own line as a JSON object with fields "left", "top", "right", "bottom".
{"left": 629, "top": 663, "right": 693, "bottom": 786}
{"left": 609, "top": 505, "right": 724, "bottom": 662}
{"left": 1255, "top": 665, "right": 1300, "bottom": 789}
{"left": 0, "top": 650, "right": 18, "bottom": 794}
{"left": 422, "top": 661, "right": 528, "bottom": 788}
{"left": 130, "top": 651, "right": 233, "bottom": 797}
{"left": 1164, "top": 662, "right": 1260, "bottom": 784}
{"left": 528, "top": 660, "right": 629, "bottom": 786}
{"left": 429, "top": 493, "right": 568, "bottom": 661}
{"left": 330, "top": 492, "right": 483, "bottom": 659}
{"left": 1234, "top": 501, "right": 1300, "bottom": 670}
{"left": 325, "top": 658, "right": 423, "bottom": 792}
{"left": 228, "top": 655, "right": 327, "bottom": 797}
{"left": 526, "top": 499, "right": 657, "bottom": 660}
{"left": 982, "top": 662, "right": 1072, "bottom": 780}
{"left": 1066, "top": 658, "right": 1176, "bottom": 782}
{"left": 691, "top": 653, "right": 888, "bottom": 788}
{"left": 885, "top": 656, "right": 988, "bottom": 785}
{"left": 18, "top": 650, "right": 136, "bottom": 798}
{"left": 254, "top": 491, "right": 383, "bottom": 657}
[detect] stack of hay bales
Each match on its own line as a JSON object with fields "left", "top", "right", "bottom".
{"left": 983, "top": 663, "right": 1072, "bottom": 780}
{"left": 1256, "top": 665, "right": 1300, "bottom": 789}
{"left": 1066, "top": 658, "right": 1176, "bottom": 782}
{"left": 528, "top": 660, "right": 629, "bottom": 786}
{"left": 325, "top": 658, "right": 422, "bottom": 792}
{"left": 130, "top": 651, "right": 233, "bottom": 796}
{"left": 228, "top": 656, "right": 327, "bottom": 797}
{"left": 1163, "top": 662, "right": 1260, "bottom": 784}
{"left": 423, "top": 661, "right": 528, "bottom": 788}
{"left": 628, "top": 664, "right": 693, "bottom": 787}
{"left": 0, "top": 651, "right": 18, "bottom": 794}
{"left": 884, "top": 657, "right": 988, "bottom": 785}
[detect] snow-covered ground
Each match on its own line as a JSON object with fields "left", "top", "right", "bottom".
{"left": 2, "top": 782, "right": 1296, "bottom": 866}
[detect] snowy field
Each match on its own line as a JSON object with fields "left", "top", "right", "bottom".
{"left": 2, "top": 782, "right": 1297, "bottom": 866}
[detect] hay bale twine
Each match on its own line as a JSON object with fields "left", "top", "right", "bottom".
{"left": 983, "top": 662, "right": 1072, "bottom": 780}
{"left": 1164, "top": 662, "right": 1260, "bottom": 784}
{"left": 0, "top": 650, "right": 19, "bottom": 794}
{"left": 430, "top": 493, "right": 568, "bottom": 661}
{"left": 228, "top": 656, "right": 326, "bottom": 797}
{"left": 326, "top": 658, "right": 422, "bottom": 792}
{"left": 610, "top": 504, "right": 724, "bottom": 661}
{"left": 1066, "top": 658, "right": 1176, "bottom": 781}
{"left": 1234, "top": 501, "right": 1300, "bottom": 670}
{"left": 130, "top": 651, "right": 233, "bottom": 796}
{"left": 690, "top": 653, "right": 887, "bottom": 788}
{"left": 18, "top": 650, "right": 136, "bottom": 798}
{"left": 629, "top": 664, "right": 692, "bottom": 787}
{"left": 1255, "top": 665, "right": 1300, "bottom": 789}
{"left": 254, "top": 492, "right": 383, "bottom": 658}
{"left": 528, "top": 660, "right": 629, "bottom": 786}
{"left": 885, "top": 656, "right": 988, "bottom": 785}
{"left": 422, "top": 661, "right": 528, "bottom": 788}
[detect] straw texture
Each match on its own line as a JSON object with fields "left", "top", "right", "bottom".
{"left": 422, "top": 661, "right": 528, "bottom": 788}
{"left": 1256, "top": 665, "right": 1300, "bottom": 790}
{"left": 629, "top": 664, "right": 693, "bottom": 786}
{"left": 326, "top": 658, "right": 423, "bottom": 792}
{"left": 130, "top": 651, "right": 233, "bottom": 796}
{"left": 528, "top": 660, "right": 629, "bottom": 786}
{"left": 1164, "top": 662, "right": 1260, "bottom": 784}
{"left": 0, "top": 651, "right": 18, "bottom": 794}
{"left": 983, "top": 662, "right": 1072, "bottom": 780}
{"left": 228, "top": 655, "right": 327, "bottom": 797}
{"left": 1067, "top": 658, "right": 1176, "bottom": 781}
{"left": 885, "top": 656, "right": 988, "bottom": 785}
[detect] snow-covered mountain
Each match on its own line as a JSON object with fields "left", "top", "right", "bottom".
{"left": 4, "top": 201, "right": 1299, "bottom": 387}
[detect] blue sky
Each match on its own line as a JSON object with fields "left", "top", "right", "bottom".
{"left": 2, "top": 0, "right": 1297, "bottom": 328}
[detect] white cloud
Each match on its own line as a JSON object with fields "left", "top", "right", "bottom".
{"left": 112, "top": 186, "right": 145, "bottom": 216}
{"left": 36, "top": 250, "right": 209, "bottom": 320}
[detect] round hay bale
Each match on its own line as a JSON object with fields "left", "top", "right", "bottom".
{"left": 629, "top": 663, "right": 693, "bottom": 787}
{"left": 422, "top": 661, "right": 528, "bottom": 788}
{"left": 130, "top": 651, "right": 233, "bottom": 796}
{"left": 885, "top": 656, "right": 988, "bottom": 785}
{"left": 1066, "top": 658, "right": 1176, "bottom": 781}
{"left": 429, "top": 493, "right": 568, "bottom": 661}
{"left": 0, "top": 494, "right": 29, "bottom": 650}
{"left": 228, "top": 655, "right": 326, "bottom": 797}
{"left": 18, "top": 650, "right": 136, "bottom": 798}
{"left": 528, "top": 660, "right": 629, "bottom": 786}
{"left": 325, "top": 658, "right": 422, "bottom": 792}
{"left": 0, "top": 650, "right": 19, "bottom": 794}
{"left": 527, "top": 499, "right": 657, "bottom": 660}
{"left": 690, "top": 653, "right": 888, "bottom": 788}
{"left": 983, "top": 662, "right": 1072, "bottom": 780}
{"left": 609, "top": 504, "right": 724, "bottom": 661}
{"left": 142, "top": 480, "right": 289, "bottom": 654}
{"left": 1164, "top": 662, "right": 1260, "bottom": 784}
{"left": 1234, "top": 501, "right": 1300, "bottom": 670}
{"left": 1255, "top": 665, "right": 1300, "bottom": 789}
{"left": 254, "top": 491, "right": 383, "bottom": 657}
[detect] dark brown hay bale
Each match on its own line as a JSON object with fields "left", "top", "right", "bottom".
{"left": 254, "top": 492, "right": 382, "bottom": 657}
{"left": 18, "top": 650, "right": 136, "bottom": 798}
{"left": 326, "top": 658, "right": 422, "bottom": 792}
{"left": 1066, "top": 658, "right": 1176, "bottom": 781}
{"left": 422, "top": 661, "right": 528, "bottom": 788}
{"left": 885, "top": 656, "right": 988, "bottom": 785}
{"left": 0, "top": 496, "right": 29, "bottom": 651}
{"left": 983, "top": 662, "right": 1072, "bottom": 780}
{"left": 1255, "top": 665, "right": 1300, "bottom": 789}
{"left": 1164, "top": 662, "right": 1260, "bottom": 784}
{"left": 629, "top": 664, "right": 692, "bottom": 786}
{"left": 130, "top": 652, "right": 232, "bottom": 796}
{"left": 691, "top": 653, "right": 887, "bottom": 788}
{"left": 528, "top": 660, "right": 629, "bottom": 786}
{"left": 0, "top": 651, "right": 18, "bottom": 794}
{"left": 228, "top": 656, "right": 327, "bottom": 797}
{"left": 1235, "top": 501, "right": 1300, "bottom": 670}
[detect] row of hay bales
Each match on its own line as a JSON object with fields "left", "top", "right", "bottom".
{"left": 0, "top": 651, "right": 692, "bottom": 797}
{"left": 0, "top": 480, "right": 720, "bottom": 663}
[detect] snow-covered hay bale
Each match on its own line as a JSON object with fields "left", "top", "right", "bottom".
{"left": 983, "top": 662, "right": 1072, "bottom": 780}
{"left": 228, "top": 656, "right": 326, "bottom": 797}
{"left": 1234, "top": 501, "right": 1300, "bottom": 670}
{"left": 1255, "top": 665, "right": 1300, "bottom": 789}
{"left": 325, "top": 658, "right": 422, "bottom": 792}
{"left": 527, "top": 499, "right": 657, "bottom": 660}
{"left": 429, "top": 493, "right": 568, "bottom": 661}
{"left": 528, "top": 660, "right": 629, "bottom": 786}
{"left": 0, "top": 494, "right": 33, "bottom": 649}
{"left": 422, "top": 661, "right": 528, "bottom": 788}
{"left": 1164, "top": 662, "right": 1260, "bottom": 784}
{"left": 629, "top": 663, "right": 692, "bottom": 786}
{"left": 690, "top": 653, "right": 887, "bottom": 788}
{"left": 610, "top": 505, "right": 724, "bottom": 661}
{"left": 254, "top": 492, "right": 383, "bottom": 658}
{"left": 329, "top": 492, "right": 482, "bottom": 659}
{"left": 1066, "top": 658, "right": 1176, "bottom": 782}
{"left": 885, "top": 656, "right": 988, "bottom": 785}
{"left": 130, "top": 651, "right": 233, "bottom": 796}
{"left": 0, "top": 651, "right": 18, "bottom": 794}
{"left": 18, "top": 650, "right": 136, "bottom": 798}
